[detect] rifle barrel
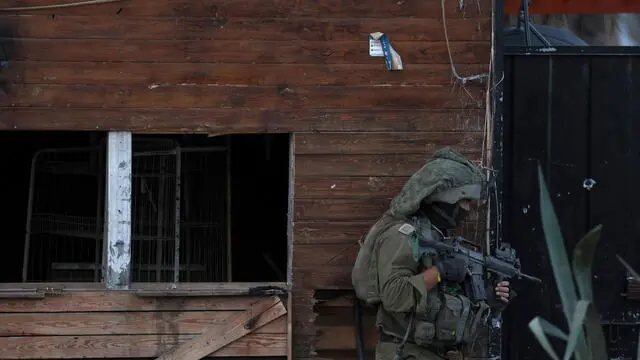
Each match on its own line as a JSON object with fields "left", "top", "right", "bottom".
{"left": 520, "top": 272, "right": 543, "bottom": 283}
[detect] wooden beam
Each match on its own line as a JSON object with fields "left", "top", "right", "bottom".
{"left": 316, "top": 324, "right": 378, "bottom": 351}
{"left": 104, "top": 131, "right": 133, "bottom": 290}
{"left": 0, "top": 281, "right": 286, "bottom": 292}
{"left": 3, "top": 40, "right": 490, "bottom": 65}
{"left": 0, "top": 291, "right": 283, "bottom": 313}
{"left": 0, "top": 311, "right": 287, "bottom": 336}
{"left": 0, "top": 108, "right": 486, "bottom": 133}
{"left": 1, "top": 16, "right": 490, "bottom": 42}
{"left": 0, "top": 334, "right": 286, "bottom": 358}
{"left": 4, "top": 84, "right": 486, "bottom": 109}
{"left": 0, "top": 0, "right": 489, "bottom": 17}
{"left": 6, "top": 61, "right": 488, "bottom": 87}
{"left": 294, "top": 132, "right": 484, "bottom": 155}
{"left": 155, "top": 295, "right": 287, "bottom": 360}
{"left": 132, "top": 281, "right": 288, "bottom": 297}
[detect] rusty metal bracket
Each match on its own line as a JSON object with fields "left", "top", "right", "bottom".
{"left": 248, "top": 285, "right": 288, "bottom": 296}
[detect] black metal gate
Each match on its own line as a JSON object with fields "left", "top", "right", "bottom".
{"left": 502, "top": 47, "right": 640, "bottom": 360}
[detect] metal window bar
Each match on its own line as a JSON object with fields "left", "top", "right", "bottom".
{"left": 22, "top": 146, "right": 104, "bottom": 283}
{"left": 22, "top": 138, "right": 229, "bottom": 284}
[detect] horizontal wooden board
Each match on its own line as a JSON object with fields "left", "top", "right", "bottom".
{"left": 0, "top": 333, "right": 286, "bottom": 358}
{"left": 6, "top": 61, "right": 489, "bottom": 87}
{"left": 315, "top": 306, "right": 377, "bottom": 327}
{"left": 316, "top": 324, "right": 378, "bottom": 351}
{"left": 1, "top": 84, "right": 485, "bottom": 110}
{"left": 293, "top": 244, "right": 359, "bottom": 267}
{"left": 3, "top": 39, "right": 491, "bottom": 64}
{"left": 0, "top": 0, "right": 491, "bottom": 18}
{"left": 0, "top": 108, "right": 486, "bottom": 132}
{"left": 295, "top": 132, "right": 484, "bottom": 154}
{"left": 295, "top": 177, "right": 407, "bottom": 199}
{"left": 293, "top": 266, "right": 353, "bottom": 289}
{"left": 295, "top": 154, "right": 425, "bottom": 177}
{"left": 1, "top": 16, "right": 491, "bottom": 41}
{"left": 0, "top": 282, "right": 285, "bottom": 292}
{"left": 0, "top": 311, "right": 286, "bottom": 336}
{"left": 296, "top": 153, "right": 480, "bottom": 177}
{"left": 294, "top": 221, "right": 373, "bottom": 245}
{"left": 0, "top": 292, "right": 275, "bottom": 312}
{"left": 294, "top": 198, "right": 391, "bottom": 221}
{"left": 315, "top": 294, "right": 358, "bottom": 308}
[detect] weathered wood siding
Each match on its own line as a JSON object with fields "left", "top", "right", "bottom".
{"left": 0, "top": 292, "right": 288, "bottom": 358}
{"left": 0, "top": 0, "right": 492, "bottom": 358}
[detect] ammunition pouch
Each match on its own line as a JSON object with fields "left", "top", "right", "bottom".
{"left": 413, "top": 321, "right": 436, "bottom": 347}
{"left": 412, "top": 293, "right": 491, "bottom": 347}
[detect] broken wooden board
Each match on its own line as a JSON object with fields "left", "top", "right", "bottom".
{"left": 155, "top": 295, "right": 287, "bottom": 360}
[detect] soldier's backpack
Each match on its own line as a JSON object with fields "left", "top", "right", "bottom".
{"left": 351, "top": 218, "right": 405, "bottom": 305}
{"left": 351, "top": 230, "right": 382, "bottom": 305}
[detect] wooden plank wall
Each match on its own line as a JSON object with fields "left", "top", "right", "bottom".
{"left": 0, "top": 292, "right": 287, "bottom": 358}
{"left": 0, "top": 0, "right": 493, "bottom": 358}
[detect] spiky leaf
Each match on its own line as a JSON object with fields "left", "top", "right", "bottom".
{"left": 529, "top": 317, "right": 569, "bottom": 360}
{"left": 616, "top": 255, "right": 640, "bottom": 360}
{"left": 572, "top": 224, "right": 602, "bottom": 302}
{"left": 537, "top": 164, "right": 587, "bottom": 359}
{"left": 582, "top": 300, "right": 608, "bottom": 360}
{"left": 563, "top": 300, "right": 590, "bottom": 360}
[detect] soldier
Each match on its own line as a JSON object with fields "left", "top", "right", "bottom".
{"left": 352, "top": 147, "right": 514, "bottom": 360}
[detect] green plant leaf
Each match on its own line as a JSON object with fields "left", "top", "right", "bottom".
{"left": 582, "top": 299, "right": 608, "bottom": 360}
{"left": 562, "top": 300, "right": 589, "bottom": 360}
{"left": 572, "top": 225, "right": 602, "bottom": 302}
{"left": 529, "top": 316, "right": 569, "bottom": 360}
{"left": 615, "top": 255, "right": 640, "bottom": 360}
{"left": 537, "top": 164, "right": 587, "bottom": 359}
{"left": 537, "top": 164, "right": 579, "bottom": 319}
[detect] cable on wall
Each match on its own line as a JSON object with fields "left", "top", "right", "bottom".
{"left": 441, "top": 0, "right": 491, "bottom": 83}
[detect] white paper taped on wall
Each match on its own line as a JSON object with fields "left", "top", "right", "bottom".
{"left": 368, "top": 32, "right": 403, "bottom": 71}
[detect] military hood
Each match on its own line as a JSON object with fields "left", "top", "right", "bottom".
{"left": 388, "top": 147, "right": 486, "bottom": 218}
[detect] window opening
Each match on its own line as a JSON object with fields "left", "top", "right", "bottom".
{"left": 0, "top": 132, "right": 290, "bottom": 285}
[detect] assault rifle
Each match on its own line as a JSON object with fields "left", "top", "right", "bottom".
{"left": 418, "top": 232, "right": 542, "bottom": 302}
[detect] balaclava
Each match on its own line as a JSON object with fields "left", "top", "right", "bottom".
{"left": 420, "top": 200, "right": 470, "bottom": 229}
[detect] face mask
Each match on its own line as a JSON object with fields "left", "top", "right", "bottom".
{"left": 422, "top": 201, "right": 469, "bottom": 229}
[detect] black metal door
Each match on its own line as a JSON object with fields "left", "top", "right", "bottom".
{"left": 502, "top": 49, "right": 640, "bottom": 360}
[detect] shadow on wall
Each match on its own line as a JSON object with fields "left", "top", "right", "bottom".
{"left": 505, "top": 13, "right": 640, "bottom": 46}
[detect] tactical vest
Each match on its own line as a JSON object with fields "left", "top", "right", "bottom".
{"left": 355, "top": 217, "right": 491, "bottom": 349}
{"left": 408, "top": 223, "right": 491, "bottom": 348}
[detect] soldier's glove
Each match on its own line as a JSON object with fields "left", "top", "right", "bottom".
{"left": 436, "top": 258, "right": 468, "bottom": 283}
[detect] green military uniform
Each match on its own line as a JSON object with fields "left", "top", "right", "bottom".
{"left": 352, "top": 148, "right": 511, "bottom": 360}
